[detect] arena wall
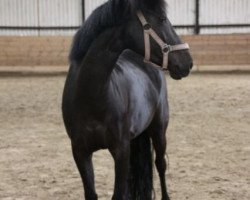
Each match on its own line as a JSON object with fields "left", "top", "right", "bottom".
{"left": 0, "top": 34, "right": 249, "bottom": 66}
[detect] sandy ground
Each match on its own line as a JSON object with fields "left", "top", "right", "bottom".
{"left": 0, "top": 72, "right": 249, "bottom": 200}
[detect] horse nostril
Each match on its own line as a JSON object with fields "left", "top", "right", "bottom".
{"left": 181, "top": 69, "right": 190, "bottom": 77}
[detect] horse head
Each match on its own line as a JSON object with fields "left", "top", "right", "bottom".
{"left": 123, "top": 0, "right": 193, "bottom": 79}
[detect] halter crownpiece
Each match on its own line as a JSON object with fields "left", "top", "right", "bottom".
{"left": 136, "top": 10, "right": 190, "bottom": 70}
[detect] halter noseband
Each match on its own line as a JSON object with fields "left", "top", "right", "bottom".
{"left": 137, "top": 10, "right": 190, "bottom": 70}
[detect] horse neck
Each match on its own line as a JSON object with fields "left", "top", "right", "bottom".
{"left": 76, "top": 27, "right": 126, "bottom": 100}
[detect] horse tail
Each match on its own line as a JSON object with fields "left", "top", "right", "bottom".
{"left": 130, "top": 131, "right": 153, "bottom": 199}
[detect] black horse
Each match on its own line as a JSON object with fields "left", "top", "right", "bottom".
{"left": 62, "top": 0, "right": 193, "bottom": 199}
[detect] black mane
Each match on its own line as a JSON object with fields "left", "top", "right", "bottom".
{"left": 69, "top": 0, "right": 166, "bottom": 63}
{"left": 69, "top": 0, "right": 130, "bottom": 63}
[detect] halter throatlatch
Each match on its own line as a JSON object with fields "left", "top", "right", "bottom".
{"left": 137, "top": 10, "right": 190, "bottom": 70}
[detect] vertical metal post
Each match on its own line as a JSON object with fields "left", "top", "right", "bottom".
{"left": 82, "top": 0, "right": 85, "bottom": 23}
{"left": 37, "top": 0, "right": 40, "bottom": 36}
{"left": 195, "top": 0, "right": 200, "bottom": 34}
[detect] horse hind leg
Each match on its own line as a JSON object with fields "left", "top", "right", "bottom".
{"left": 151, "top": 125, "right": 171, "bottom": 200}
{"left": 71, "top": 143, "right": 97, "bottom": 200}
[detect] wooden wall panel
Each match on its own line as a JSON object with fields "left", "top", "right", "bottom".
{"left": 0, "top": 34, "right": 249, "bottom": 66}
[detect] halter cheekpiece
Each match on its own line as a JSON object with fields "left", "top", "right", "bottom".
{"left": 136, "top": 10, "right": 190, "bottom": 70}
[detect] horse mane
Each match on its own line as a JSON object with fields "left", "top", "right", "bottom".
{"left": 69, "top": 0, "right": 166, "bottom": 63}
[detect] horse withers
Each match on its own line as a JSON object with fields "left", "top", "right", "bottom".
{"left": 62, "top": 0, "right": 193, "bottom": 199}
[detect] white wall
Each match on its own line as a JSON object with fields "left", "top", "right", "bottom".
{"left": 167, "top": 0, "right": 250, "bottom": 34}
{"left": 0, "top": 0, "right": 249, "bottom": 36}
{"left": 167, "top": 0, "right": 195, "bottom": 35}
{"left": 200, "top": 0, "right": 250, "bottom": 34}
{"left": 0, "top": 0, "right": 82, "bottom": 36}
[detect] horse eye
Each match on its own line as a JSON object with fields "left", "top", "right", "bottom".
{"left": 160, "top": 17, "right": 167, "bottom": 22}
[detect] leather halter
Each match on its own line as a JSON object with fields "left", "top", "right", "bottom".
{"left": 137, "top": 10, "right": 190, "bottom": 70}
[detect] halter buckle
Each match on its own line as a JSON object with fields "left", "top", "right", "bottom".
{"left": 143, "top": 23, "right": 151, "bottom": 30}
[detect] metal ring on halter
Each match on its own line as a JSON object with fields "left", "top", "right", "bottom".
{"left": 162, "top": 44, "right": 171, "bottom": 53}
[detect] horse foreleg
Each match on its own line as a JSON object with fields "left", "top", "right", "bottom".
{"left": 109, "top": 142, "right": 130, "bottom": 200}
{"left": 151, "top": 129, "right": 170, "bottom": 200}
{"left": 72, "top": 144, "right": 97, "bottom": 200}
